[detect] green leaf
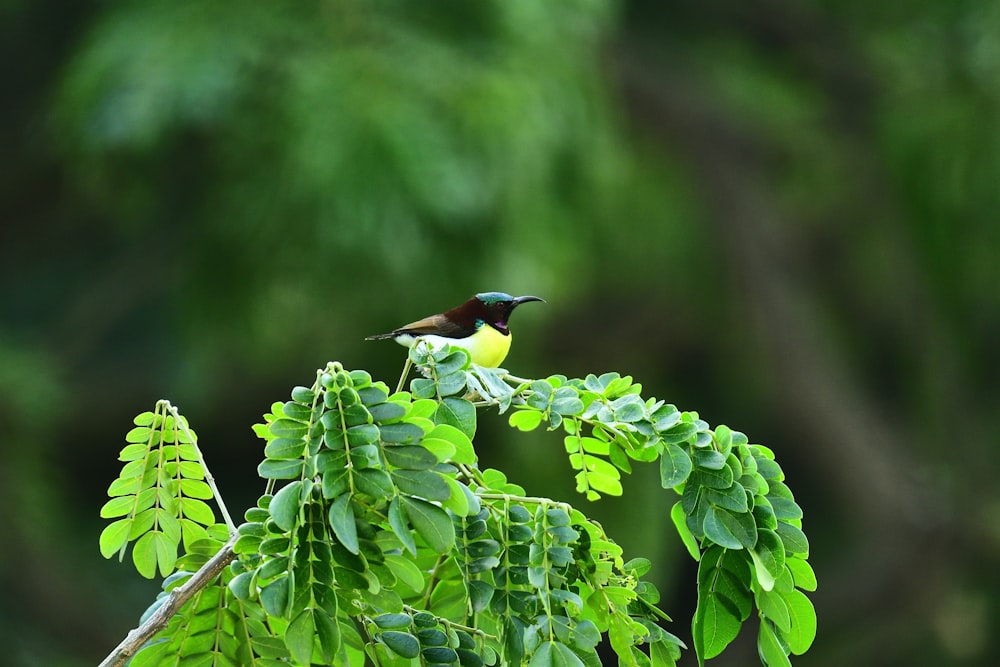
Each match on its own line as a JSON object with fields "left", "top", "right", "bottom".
{"left": 786, "top": 557, "right": 817, "bottom": 591}
{"left": 385, "top": 554, "right": 425, "bottom": 594}
{"left": 586, "top": 471, "right": 623, "bottom": 496}
{"left": 703, "top": 507, "right": 757, "bottom": 550}
{"left": 329, "top": 493, "right": 359, "bottom": 554}
{"left": 509, "top": 409, "right": 544, "bottom": 431}
{"left": 659, "top": 442, "right": 693, "bottom": 489}
{"left": 258, "top": 459, "right": 304, "bottom": 480}
{"left": 750, "top": 530, "right": 786, "bottom": 591}
{"left": 260, "top": 576, "right": 291, "bottom": 617}
{"left": 661, "top": 421, "right": 697, "bottom": 444}
{"left": 378, "top": 422, "right": 424, "bottom": 444}
{"left": 269, "top": 419, "right": 309, "bottom": 438}
{"left": 125, "top": 426, "right": 152, "bottom": 444}
{"left": 382, "top": 631, "right": 421, "bottom": 659}
{"left": 373, "top": 613, "right": 412, "bottom": 629}
{"left": 757, "top": 588, "right": 791, "bottom": 633}
{"left": 529, "top": 640, "right": 585, "bottom": 667}
{"left": 758, "top": 621, "right": 792, "bottom": 667}
{"left": 179, "top": 479, "right": 213, "bottom": 500}
{"left": 435, "top": 397, "right": 477, "bottom": 438}
{"left": 100, "top": 495, "right": 138, "bottom": 519}
{"left": 425, "top": 423, "right": 476, "bottom": 464}
{"left": 410, "top": 378, "right": 437, "bottom": 399}
{"left": 132, "top": 531, "right": 158, "bottom": 579}
{"left": 442, "top": 476, "right": 472, "bottom": 516}
{"left": 705, "top": 484, "right": 749, "bottom": 514}
{"left": 388, "top": 496, "right": 417, "bottom": 556}
{"left": 689, "top": 466, "right": 734, "bottom": 490}
{"left": 383, "top": 445, "right": 438, "bottom": 470}
{"left": 315, "top": 608, "right": 341, "bottom": 663}
{"left": 781, "top": 588, "right": 817, "bottom": 654}
{"left": 403, "top": 497, "right": 455, "bottom": 553}
{"left": 346, "top": 423, "right": 380, "bottom": 446}
{"left": 285, "top": 608, "right": 314, "bottom": 666}
{"left": 354, "top": 469, "right": 395, "bottom": 497}
{"left": 264, "top": 437, "right": 306, "bottom": 459}
{"left": 692, "top": 449, "right": 727, "bottom": 470}
{"left": 392, "top": 469, "right": 451, "bottom": 501}
{"left": 693, "top": 587, "right": 742, "bottom": 661}
{"left": 180, "top": 498, "right": 216, "bottom": 526}
{"left": 153, "top": 532, "right": 177, "bottom": 577}
{"left": 100, "top": 518, "right": 132, "bottom": 558}
{"left": 269, "top": 480, "right": 302, "bottom": 532}
{"left": 670, "top": 501, "right": 701, "bottom": 561}
{"left": 775, "top": 521, "right": 809, "bottom": 556}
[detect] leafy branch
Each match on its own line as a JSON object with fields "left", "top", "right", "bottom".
{"left": 98, "top": 345, "right": 816, "bottom": 666}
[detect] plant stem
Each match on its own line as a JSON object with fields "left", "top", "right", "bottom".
{"left": 165, "top": 401, "right": 237, "bottom": 535}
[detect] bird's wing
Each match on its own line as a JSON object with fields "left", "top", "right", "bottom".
{"left": 394, "top": 313, "right": 472, "bottom": 338}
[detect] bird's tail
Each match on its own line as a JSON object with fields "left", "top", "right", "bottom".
{"left": 364, "top": 333, "right": 397, "bottom": 340}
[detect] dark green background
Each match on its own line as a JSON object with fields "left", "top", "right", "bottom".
{"left": 3, "top": 1, "right": 997, "bottom": 665}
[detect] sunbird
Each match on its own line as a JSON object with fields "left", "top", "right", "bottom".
{"left": 366, "top": 292, "right": 544, "bottom": 368}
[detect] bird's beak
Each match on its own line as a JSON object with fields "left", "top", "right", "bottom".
{"left": 512, "top": 295, "right": 545, "bottom": 306}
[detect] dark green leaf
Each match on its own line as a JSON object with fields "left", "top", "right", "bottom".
{"left": 260, "top": 576, "right": 290, "bottom": 617}
{"left": 257, "top": 459, "right": 304, "bottom": 480}
{"left": 776, "top": 522, "right": 809, "bottom": 556}
{"left": 393, "top": 469, "right": 451, "bottom": 501}
{"left": 435, "top": 370, "right": 468, "bottom": 396}
{"left": 693, "top": 448, "right": 727, "bottom": 470}
{"left": 410, "top": 378, "right": 437, "bottom": 399}
{"left": 705, "top": 484, "right": 749, "bottom": 513}
{"left": 529, "top": 640, "right": 585, "bottom": 667}
{"left": 384, "top": 445, "right": 438, "bottom": 470}
{"left": 382, "top": 631, "right": 421, "bottom": 658}
{"left": 388, "top": 496, "right": 417, "bottom": 556}
{"left": 378, "top": 422, "right": 424, "bottom": 444}
{"left": 750, "top": 529, "right": 786, "bottom": 590}
{"left": 693, "top": 586, "right": 742, "bottom": 661}
{"left": 285, "top": 608, "right": 314, "bottom": 666}
{"left": 689, "top": 465, "right": 734, "bottom": 490}
{"left": 322, "top": 468, "right": 350, "bottom": 499}
{"left": 423, "top": 646, "right": 459, "bottom": 663}
{"left": 435, "top": 397, "right": 477, "bottom": 439}
{"left": 659, "top": 442, "right": 692, "bottom": 489}
{"left": 661, "top": 421, "right": 697, "bottom": 444}
{"left": 354, "top": 469, "right": 395, "bottom": 497}
{"left": 374, "top": 613, "right": 412, "bottom": 629}
{"left": 328, "top": 493, "right": 359, "bottom": 554}
{"left": 346, "top": 423, "right": 380, "bottom": 446}
{"left": 704, "top": 506, "right": 757, "bottom": 550}
{"left": 315, "top": 608, "right": 341, "bottom": 663}
{"left": 269, "top": 481, "right": 302, "bottom": 532}
{"left": 403, "top": 497, "right": 455, "bottom": 553}
{"left": 369, "top": 401, "right": 407, "bottom": 422}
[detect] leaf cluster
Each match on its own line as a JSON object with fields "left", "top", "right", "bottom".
{"left": 99, "top": 345, "right": 816, "bottom": 666}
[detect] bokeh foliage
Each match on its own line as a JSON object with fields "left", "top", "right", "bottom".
{"left": 2, "top": 0, "right": 999, "bottom": 665}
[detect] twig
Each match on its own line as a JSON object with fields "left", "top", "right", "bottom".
{"left": 164, "top": 401, "right": 237, "bottom": 534}
{"left": 98, "top": 536, "right": 237, "bottom": 667}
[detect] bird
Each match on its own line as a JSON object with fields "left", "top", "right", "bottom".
{"left": 365, "top": 292, "right": 544, "bottom": 368}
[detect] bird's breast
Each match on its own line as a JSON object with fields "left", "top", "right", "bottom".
{"left": 394, "top": 326, "right": 512, "bottom": 367}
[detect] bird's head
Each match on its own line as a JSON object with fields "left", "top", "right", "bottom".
{"left": 457, "top": 292, "right": 544, "bottom": 334}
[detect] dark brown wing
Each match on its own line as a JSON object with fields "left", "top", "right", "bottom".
{"left": 365, "top": 313, "right": 475, "bottom": 340}
{"left": 393, "top": 313, "right": 473, "bottom": 338}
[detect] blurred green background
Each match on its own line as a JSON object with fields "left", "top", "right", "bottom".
{"left": 3, "top": 0, "right": 998, "bottom": 665}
